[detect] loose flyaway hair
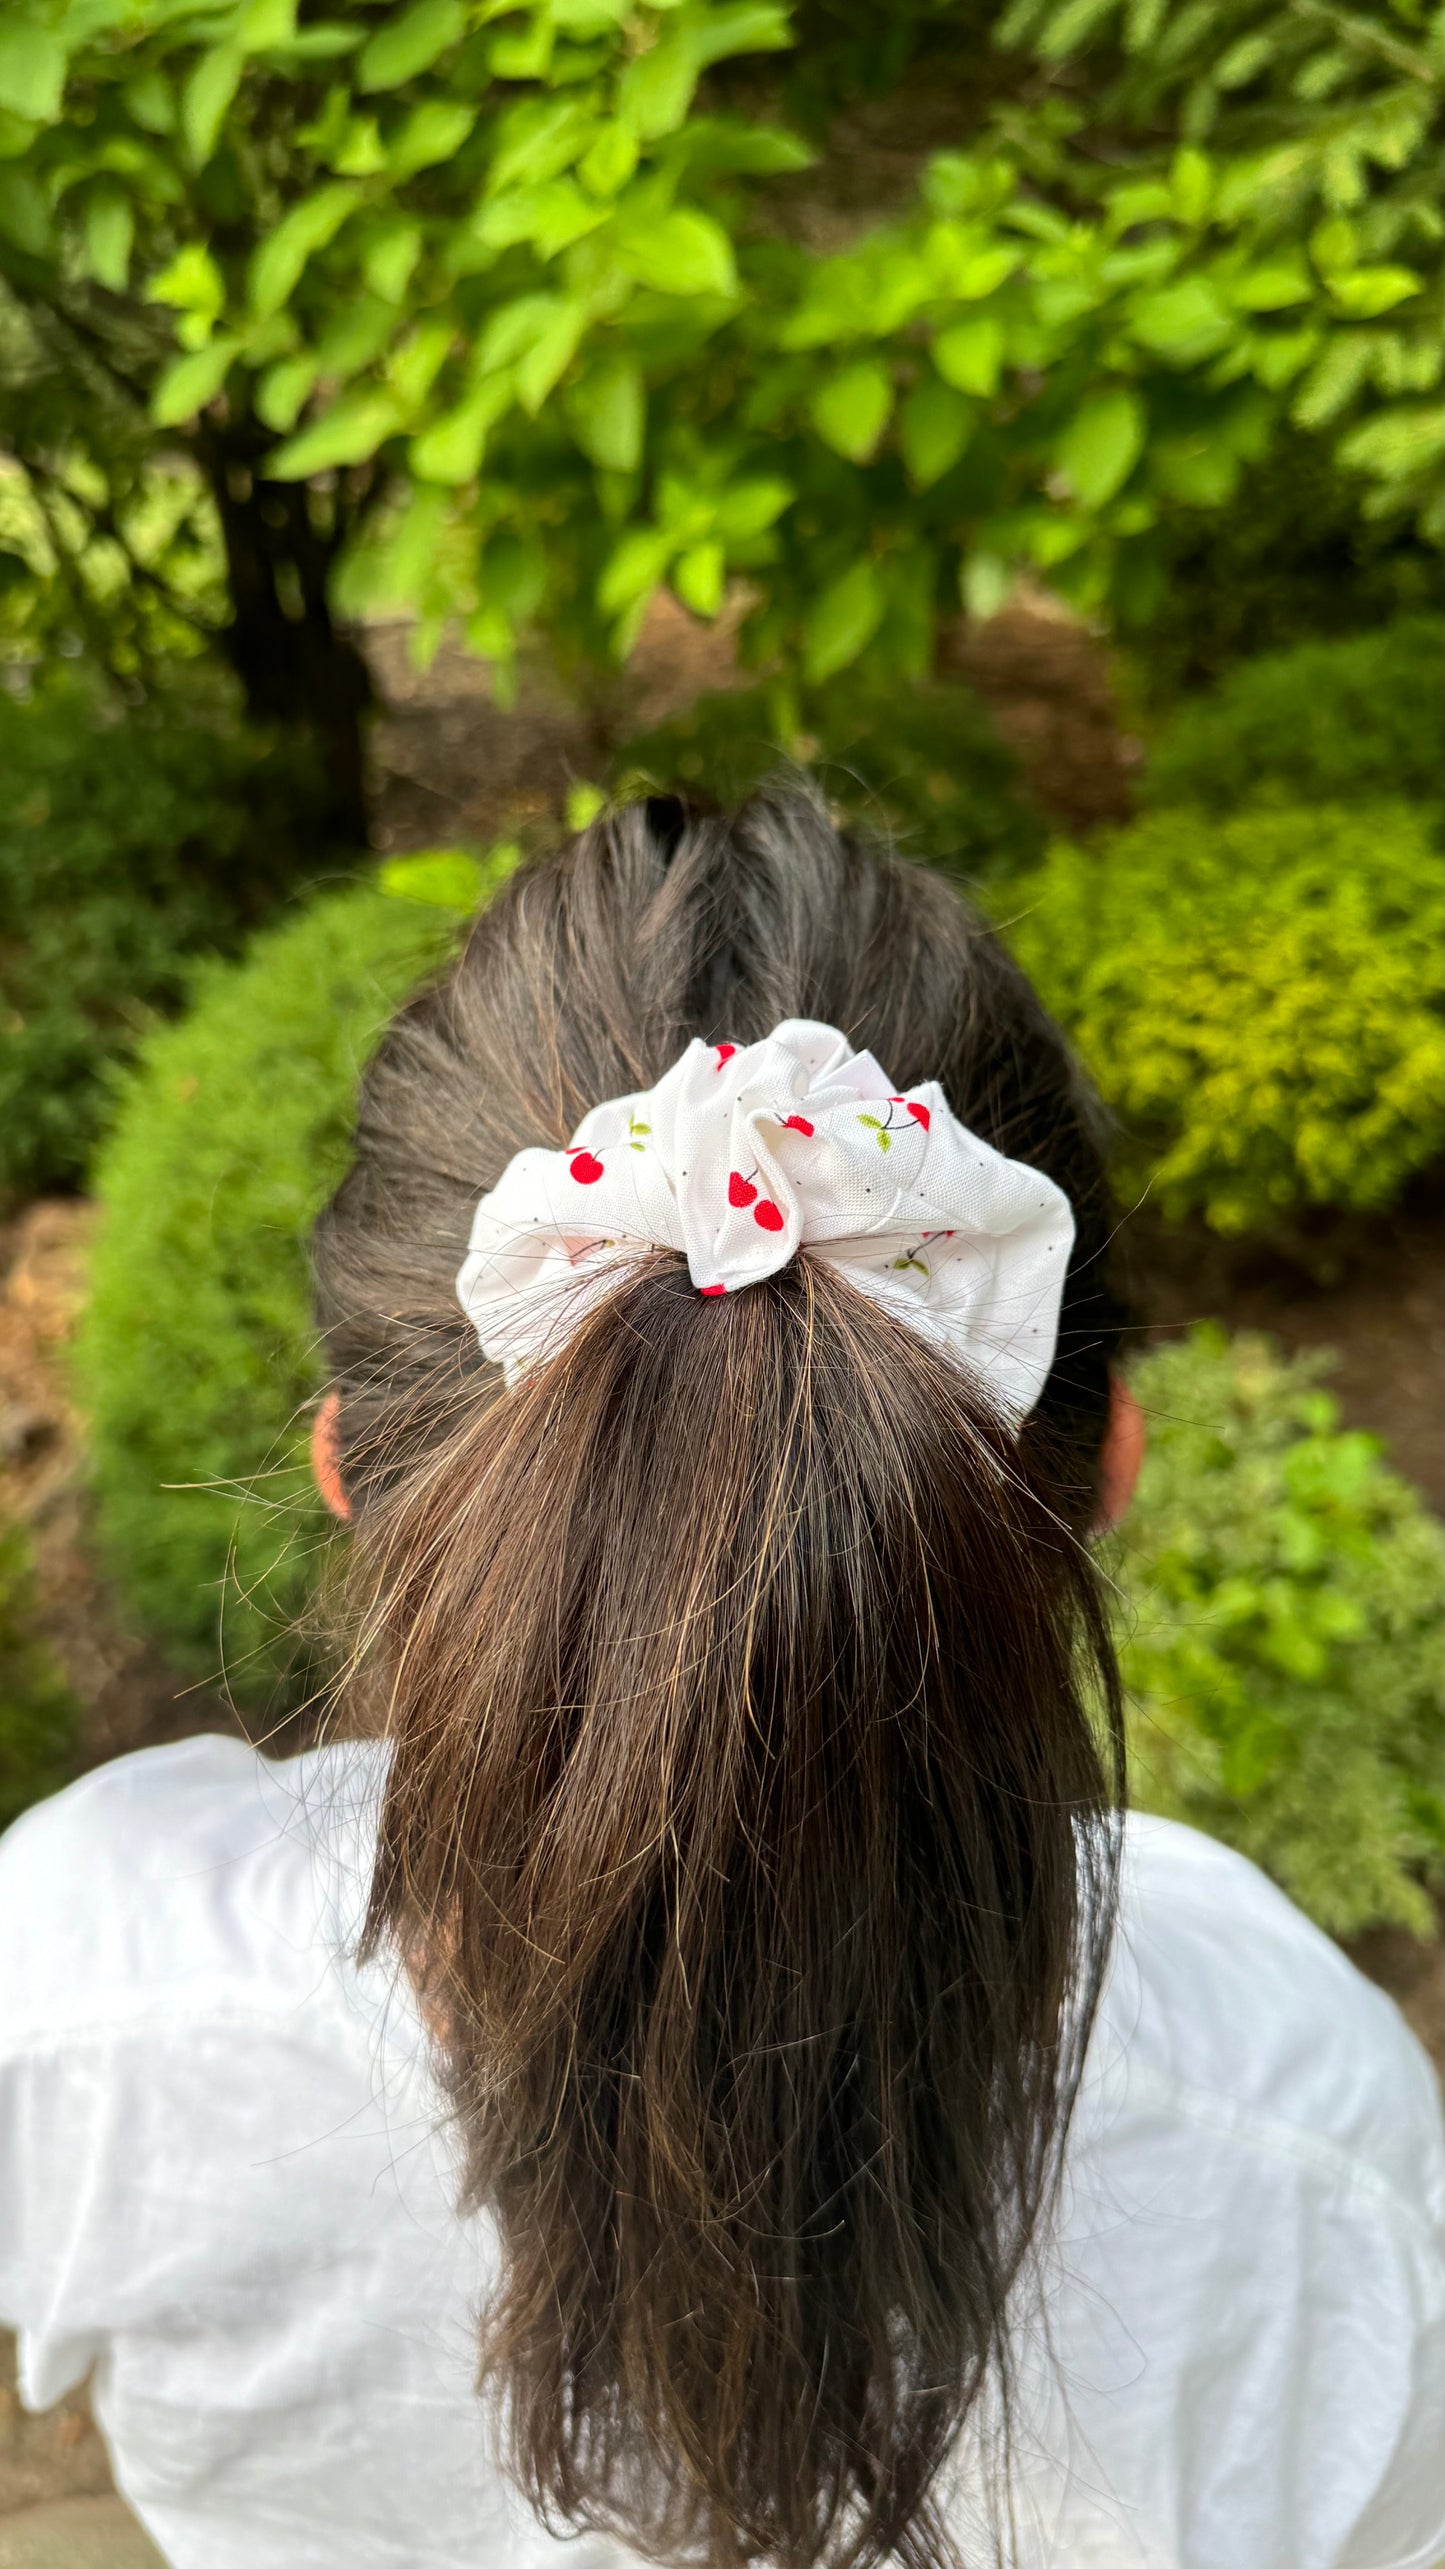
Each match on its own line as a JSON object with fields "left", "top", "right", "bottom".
{"left": 313, "top": 789, "right": 1126, "bottom": 2569}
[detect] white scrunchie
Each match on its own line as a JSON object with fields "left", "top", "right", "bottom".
{"left": 455, "top": 1019, "right": 1074, "bottom": 1419}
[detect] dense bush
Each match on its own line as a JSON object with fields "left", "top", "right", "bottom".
{"left": 77, "top": 856, "right": 504, "bottom": 1707}
{"left": 613, "top": 670, "right": 1045, "bottom": 879}
{"left": 0, "top": 666, "right": 336, "bottom": 1202}
{"left": 1005, "top": 799, "right": 1442, "bottom": 1235}
{"left": 1120, "top": 1328, "right": 1444, "bottom": 1938}
{"left": 1143, "top": 615, "right": 1444, "bottom": 812}
{"left": 0, "top": 1516, "right": 79, "bottom": 1831}
{"left": 1123, "top": 434, "right": 1442, "bottom": 701}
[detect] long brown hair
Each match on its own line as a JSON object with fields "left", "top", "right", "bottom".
{"left": 314, "top": 790, "right": 1125, "bottom": 2567}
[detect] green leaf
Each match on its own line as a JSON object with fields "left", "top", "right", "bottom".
{"left": 947, "top": 244, "right": 1017, "bottom": 301}
{"left": 357, "top": 0, "right": 464, "bottom": 91}
{"left": 1148, "top": 434, "right": 1240, "bottom": 507}
{"left": 150, "top": 336, "right": 240, "bottom": 427}
{"left": 468, "top": 179, "right": 604, "bottom": 260}
{"left": 409, "top": 377, "right": 512, "bottom": 482}
{"left": 579, "top": 122, "right": 639, "bottom": 197}
{"left": 961, "top": 550, "right": 1009, "bottom": 619}
{"left": 0, "top": 169, "right": 49, "bottom": 256}
{"left": 0, "top": 24, "right": 66, "bottom": 124}
{"left": 83, "top": 183, "right": 133, "bottom": 293}
{"left": 332, "top": 114, "right": 387, "bottom": 176}
{"left": 378, "top": 849, "right": 489, "bottom": 909}
{"left": 363, "top": 218, "right": 422, "bottom": 304}
{"left": 255, "top": 354, "right": 318, "bottom": 433}
{"left": 1128, "top": 278, "right": 1235, "bottom": 361}
{"left": 487, "top": 97, "right": 593, "bottom": 196}
{"left": 1328, "top": 267, "right": 1421, "bottom": 321}
{"left": 182, "top": 46, "right": 243, "bottom": 169}
{"left": 1337, "top": 405, "right": 1443, "bottom": 481}
{"left": 276, "top": 24, "right": 363, "bottom": 59}
{"left": 1034, "top": 0, "right": 1118, "bottom": 60}
{"left": 616, "top": 208, "right": 736, "bottom": 298}
{"left": 1170, "top": 146, "right": 1213, "bottom": 225}
{"left": 1230, "top": 262, "right": 1312, "bottom": 313}
{"left": 124, "top": 69, "right": 175, "bottom": 135}
{"left": 513, "top": 301, "right": 586, "bottom": 413}
{"left": 148, "top": 243, "right": 226, "bottom": 321}
{"left": 933, "top": 314, "right": 1004, "bottom": 398}
{"left": 565, "top": 782, "right": 607, "bottom": 829}
{"left": 248, "top": 183, "right": 361, "bottom": 317}
{"left": 674, "top": 539, "right": 725, "bottom": 616}
{"left": 315, "top": 293, "right": 395, "bottom": 380}
{"left": 808, "top": 359, "right": 893, "bottom": 463}
{"left": 387, "top": 97, "right": 475, "bottom": 176}
{"left": 1057, "top": 387, "right": 1144, "bottom": 508}
{"left": 386, "top": 316, "right": 453, "bottom": 408}
{"left": 900, "top": 378, "right": 971, "bottom": 488}
{"left": 569, "top": 355, "right": 644, "bottom": 470}
{"left": 617, "top": 7, "right": 788, "bottom": 141}
{"left": 711, "top": 476, "right": 793, "bottom": 540}
{"left": 266, "top": 387, "right": 404, "bottom": 477}
{"left": 598, "top": 525, "right": 675, "bottom": 616}
{"left": 802, "top": 558, "right": 883, "bottom": 682}
{"left": 242, "top": 0, "right": 296, "bottom": 47}
{"left": 487, "top": 19, "right": 553, "bottom": 78}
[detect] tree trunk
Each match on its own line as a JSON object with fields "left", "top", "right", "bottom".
{"left": 203, "top": 431, "right": 374, "bottom": 846}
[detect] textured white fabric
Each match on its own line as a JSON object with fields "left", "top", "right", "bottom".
{"left": 455, "top": 1019, "right": 1074, "bottom": 1416}
{"left": 1, "top": 1737, "right": 1443, "bottom": 2569}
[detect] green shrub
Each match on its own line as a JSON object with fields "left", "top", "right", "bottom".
{"left": 0, "top": 665, "right": 335, "bottom": 1203}
{"left": 1143, "top": 617, "right": 1445, "bottom": 814}
{"left": 1120, "top": 434, "right": 1442, "bottom": 705}
{"left": 1119, "top": 1328, "right": 1444, "bottom": 1939}
{"left": 1004, "top": 800, "right": 1443, "bottom": 1235}
{"left": 0, "top": 1517, "right": 80, "bottom": 1832}
{"left": 612, "top": 673, "right": 1046, "bottom": 881}
{"left": 76, "top": 856, "right": 510, "bottom": 1707}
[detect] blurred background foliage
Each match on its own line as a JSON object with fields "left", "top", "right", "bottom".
{"left": 0, "top": 662, "right": 337, "bottom": 1197}
{"left": 1121, "top": 1328, "right": 1443, "bottom": 1940}
{"left": 0, "top": 1518, "right": 79, "bottom": 1831}
{"left": 0, "top": 0, "right": 1438, "bottom": 1941}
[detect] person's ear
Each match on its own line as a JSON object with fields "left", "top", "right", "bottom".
{"left": 1094, "top": 1374, "right": 1146, "bottom": 1534}
{"left": 311, "top": 1389, "right": 352, "bottom": 1524}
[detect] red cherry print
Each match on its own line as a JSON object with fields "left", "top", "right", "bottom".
{"left": 714, "top": 1043, "right": 736, "bottom": 1068}
{"left": 782, "top": 1114, "right": 814, "bottom": 1137}
{"left": 906, "top": 1100, "right": 931, "bottom": 1131}
{"left": 753, "top": 1200, "right": 785, "bottom": 1233}
{"left": 699, "top": 1282, "right": 727, "bottom": 1297}
{"left": 728, "top": 1172, "right": 758, "bottom": 1208}
{"left": 567, "top": 1149, "right": 604, "bottom": 1184}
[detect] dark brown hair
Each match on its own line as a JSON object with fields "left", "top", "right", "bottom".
{"left": 314, "top": 790, "right": 1125, "bottom": 2567}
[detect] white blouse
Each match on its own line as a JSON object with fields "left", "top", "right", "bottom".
{"left": 0, "top": 1734, "right": 1441, "bottom": 2569}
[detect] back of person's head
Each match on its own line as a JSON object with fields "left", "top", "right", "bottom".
{"left": 314, "top": 788, "right": 1126, "bottom": 2568}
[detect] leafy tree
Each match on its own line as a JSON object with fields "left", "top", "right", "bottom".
{"left": 0, "top": 0, "right": 1437, "bottom": 812}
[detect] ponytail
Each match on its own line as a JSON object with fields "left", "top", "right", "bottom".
{"left": 316, "top": 792, "right": 1125, "bottom": 2567}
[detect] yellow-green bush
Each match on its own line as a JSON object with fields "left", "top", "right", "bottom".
{"left": 1005, "top": 800, "right": 1443, "bottom": 1235}
{"left": 0, "top": 1517, "right": 78, "bottom": 1830}
{"left": 1120, "top": 1329, "right": 1444, "bottom": 1938}
{"left": 76, "top": 858, "right": 506, "bottom": 1708}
